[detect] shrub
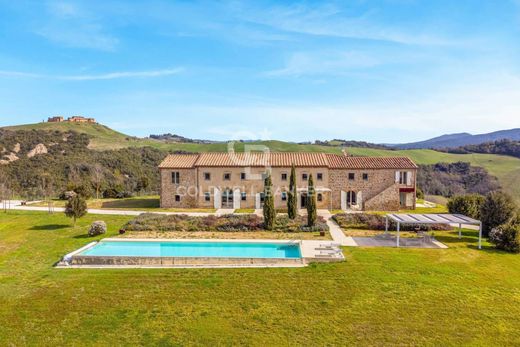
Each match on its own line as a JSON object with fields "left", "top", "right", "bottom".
{"left": 416, "top": 187, "right": 425, "bottom": 200}
{"left": 59, "top": 190, "right": 77, "bottom": 200}
{"left": 489, "top": 223, "right": 520, "bottom": 253}
{"left": 88, "top": 221, "right": 107, "bottom": 237}
{"left": 103, "top": 188, "right": 133, "bottom": 199}
{"left": 480, "top": 191, "right": 517, "bottom": 236}
{"left": 447, "top": 194, "right": 485, "bottom": 219}
{"left": 72, "top": 184, "right": 93, "bottom": 199}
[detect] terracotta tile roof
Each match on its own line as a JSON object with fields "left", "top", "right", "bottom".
{"left": 195, "top": 152, "right": 329, "bottom": 167}
{"left": 325, "top": 154, "right": 418, "bottom": 169}
{"left": 158, "top": 152, "right": 417, "bottom": 169}
{"left": 158, "top": 154, "right": 200, "bottom": 168}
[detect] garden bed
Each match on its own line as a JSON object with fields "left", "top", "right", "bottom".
{"left": 123, "top": 213, "right": 329, "bottom": 233}
{"left": 332, "top": 213, "right": 451, "bottom": 232}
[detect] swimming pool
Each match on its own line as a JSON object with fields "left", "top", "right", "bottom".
{"left": 79, "top": 240, "right": 302, "bottom": 259}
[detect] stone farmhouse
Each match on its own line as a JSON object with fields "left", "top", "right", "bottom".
{"left": 159, "top": 152, "right": 418, "bottom": 211}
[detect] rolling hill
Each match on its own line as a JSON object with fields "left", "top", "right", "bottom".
{"left": 2, "top": 121, "right": 520, "bottom": 201}
{"left": 392, "top": 128, "right": 520, "bottom": 149}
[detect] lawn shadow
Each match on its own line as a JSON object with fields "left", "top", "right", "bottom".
{"left": 100, "top": 198, "right": 159, "bottom": 209}
{"left": 30, "top": 224, "right": 70, "bottom": 231}
{"left": 73, "top": 234, "right": 92, "bottom": 239}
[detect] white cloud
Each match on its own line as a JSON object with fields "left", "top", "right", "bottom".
{"left": 265, "top": 51, "right": 380, "bottom": 77}
{"left": 35, "top": 1, "right": 118, "bottom": 50}
{"left": 230, "top": 2, "right": 455, "bottom": 46}
{"left": 0, "top": 68, "right": 184, "bottom": 81}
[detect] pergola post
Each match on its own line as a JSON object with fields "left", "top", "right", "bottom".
{"left": 478, "top": 222, "right": 482, "bottom": 250}
{"left": 396, "top": 222, "right": 400, "bottom": 247}
{"left": 458, "top": 223, "right": 462, "bottom": 239}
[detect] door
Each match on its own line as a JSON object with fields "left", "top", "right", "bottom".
{"left": 347, "top": 191, "right": 356, "bottom": 207}
{"left": 341, "top": 191, "right": 346, "bottom": 210}
{"left": 300, "top": 193, "right": 307, "bottom": 209}
{"left": 399, "top": 192, "right": 407, "bottom": 208}
{"left": 222, "top": 189, "right": 233, "bottom": 208}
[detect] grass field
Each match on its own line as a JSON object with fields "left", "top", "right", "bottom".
{"left": 1, "top": 211, "right": 520, "bottom": 345}
{"left": 29, "top": 196, "right": 216, "bottom": 213}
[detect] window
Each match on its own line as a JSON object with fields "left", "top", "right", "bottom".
{"left": 240, "top": 172, "right": 246, "bottom": 180}
{"left": 348, "top": 173, "right": 355, "bottom": 181}
{"left": 171, "top": 171, "right": 180, "bottom": 184}
{"left": 281, "top": 173, "right": 288, "bottom": 181}
{"left": 302, "top": 173, "right": 308, "bottom": 181}
{"left": 204, "top": 172, "right": 211, "bottom": 181}
{"left": 281, "top": 192, "right": 287, "bottom": 201}
{"left": 241, "top": 192, "right": 247, "bottom": 201}
{"left": 317, "top": 173, "right": 323, "bottom": 181}
{"left": 204, "top": 192, "right": 211, "bottom": 202}
{"left": 362, "top": 173, "right": 369, "bottom": 181}
{"left": 399, "top": 171, "right": 408, "bottom": 185}
{"left": 260, "top": 192, "right": 265, "bottom": 203}
{"left": 317, "top": 193, "right": 323, "bottom": 202}
{"left": 224, "top": 173, "right": 231, "bottom": 181}
{"left": 175, "top": 194, "right": 181, "bottom": 202}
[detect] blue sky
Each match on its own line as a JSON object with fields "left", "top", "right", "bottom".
{"left": 1, "top": 0, "right": 520, "bottom": 143}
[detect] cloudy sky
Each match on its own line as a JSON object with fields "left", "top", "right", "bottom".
{"left": 1, "top": 0, "right": 520, "bottom": 143}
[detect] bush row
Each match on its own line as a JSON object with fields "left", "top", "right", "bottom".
{"left": 123, "top": 213, "right": 329, "bottom": 233}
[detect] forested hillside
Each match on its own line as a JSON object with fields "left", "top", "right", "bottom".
{"left": 0, "top": 129, "right": 165, "bottom": 199}
{"left": 417, "top": 162, "right": 500, "bottom": 197}
{"left": 442, "top": 139, "right": 520, "bottom": 159}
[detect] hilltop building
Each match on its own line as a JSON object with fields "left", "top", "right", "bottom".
{"left": 47, "top": 115, "right": 96, "bottom": 123}
{"left": 159, "top": 152, "right": 418, "bottom": 211}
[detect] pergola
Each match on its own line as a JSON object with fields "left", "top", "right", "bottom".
{"left": 385, "top": 213, "right": 483, "bottom": 249}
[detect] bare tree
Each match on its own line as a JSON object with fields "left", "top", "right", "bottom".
{"left": 40, "top": 174, "right": 55, "bottom": 214}
{"left": 91, "top": 164, "right": 104, "bottom": 200}
{"left": 0, "top": 169, "right": 11, "bottom": 213}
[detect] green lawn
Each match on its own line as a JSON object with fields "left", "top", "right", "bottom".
{"left": 1, "top": 211, "right": 520, "bottom": 345}
{"left": 29, "top": 196, "right": 216, "bottom": 213}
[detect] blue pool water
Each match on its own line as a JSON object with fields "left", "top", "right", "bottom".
{"left": 80, "top": 241, "right": 301, "bottom": 259}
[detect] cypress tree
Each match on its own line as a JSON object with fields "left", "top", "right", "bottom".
{"left": 307, "top": 174, "right": 317, "bottom": 227}
{"left": 263, "top": 173, "right": 276, "bottom": 230}
{"left": 287, "top": 164, "right": 297, "bottom": 219}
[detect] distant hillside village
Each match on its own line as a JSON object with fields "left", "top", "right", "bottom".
{"left": 47, "top": 115, "right": 97, "bottom": 124}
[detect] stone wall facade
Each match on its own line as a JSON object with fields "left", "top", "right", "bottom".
{"left": 160, "top": 168, "right": 198, "bottom": 208}
{"left": 160, "top": 165, "right": 416, "bottom": 211}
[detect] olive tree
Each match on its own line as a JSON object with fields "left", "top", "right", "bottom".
{"left": 65, "top": 195, "right": 88, "bottom": 226}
